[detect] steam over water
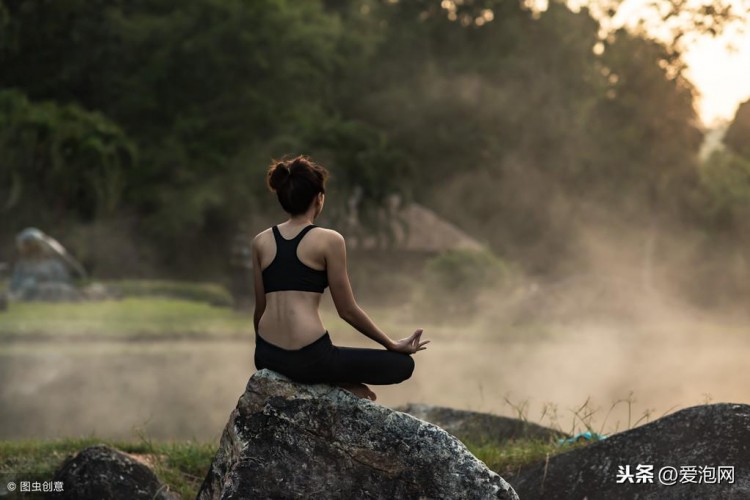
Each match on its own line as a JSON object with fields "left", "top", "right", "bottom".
{"left": 1, "top": 305, "right": 747, "bottom": 440}
{"left": 1, "top": 0, "right": 749, "bottom": 449}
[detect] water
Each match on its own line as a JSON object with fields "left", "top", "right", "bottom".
{"left": 1, "top": 321, "right": 749, "bottom": 441}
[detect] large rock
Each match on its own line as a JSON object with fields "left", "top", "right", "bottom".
{"left": 51, "top": 444, "right": 179, "bottom": 500}
{"left": 9, "top": 227, "right": 89, "bottom": 302}
{"left": 198, "top": 369, "right": 519, "bottom": 499}
{"left": 507, "top": 403, "right": 750, "bottom": 499}
{"left": 395, "top": 403, "right": 567, "bottom": 445}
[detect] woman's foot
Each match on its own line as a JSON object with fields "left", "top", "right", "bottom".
{"left": 335, "top": 382, "right": 377, "bottom": 401}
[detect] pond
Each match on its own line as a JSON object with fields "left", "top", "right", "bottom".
{"left": 2, "top": 319, "right": 749, "bottom": 441}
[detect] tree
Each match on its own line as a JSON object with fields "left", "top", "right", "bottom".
{"left": 724, "top": 99, "right": 750, "bottom": 158}
{"left": 0, "top": 89, "right": 135, "bottom": 227}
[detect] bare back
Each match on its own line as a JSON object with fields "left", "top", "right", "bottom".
{"left": 254, "top": 222, "right": 329, "bottom": 349}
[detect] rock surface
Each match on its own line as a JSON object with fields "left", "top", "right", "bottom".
{"left": 395, "top": 403, "right": 567, "bottom": 445}
{"left": 506, "top": 403, "right": 750, "bottom": 500}
{"left": 51, "top": 444, "right": 179, "bottom": 500}
{"left": 197, "top": 369, "right": 519, "bottom": 499}
{"left": 10, "top": 227, "right": 82, "bottom": 301}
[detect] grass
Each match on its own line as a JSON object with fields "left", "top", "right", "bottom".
{"left": 0, "top": 433, "right": 585, "bottom": 499}
{"left": 0, "top": 298, "right": 251, "bottom": 339}
{"left": 464, "top": 437, "right": 588, "bottom": 478}
{"left": 0, "top": 436, "right": 216, "bottom": 499}
{"left": 102, "top": 279, "right": 233, "bottom": 306}
{"left": 0, "top": 278, "right": 242, "bottom": 339}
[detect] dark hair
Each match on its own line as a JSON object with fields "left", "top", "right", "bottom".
{"left": 266, "top": 155, "right": 329, "bottom": 215}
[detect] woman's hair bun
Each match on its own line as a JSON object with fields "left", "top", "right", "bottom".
{"left": 265, "top": 155, "right": 329, "bottom": 215}
{"left": 288, "top": 156, "right": 305, "bottom": 174}
{"left": 267, "top": 161, "right": 291, "bottom": 192}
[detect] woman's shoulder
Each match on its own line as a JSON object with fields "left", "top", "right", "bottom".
{"left": 251, "top": 227, "right": 274, "bottom": 248}
{"left": 252, "top": 227, "right": 273, "bottom": 239}
{"left": 313, "top": 226, "right": 345, "bottom": 245}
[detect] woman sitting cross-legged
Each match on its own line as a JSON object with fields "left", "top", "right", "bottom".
{"left": 252, "top": 155, "right": 430, "bottom": 401}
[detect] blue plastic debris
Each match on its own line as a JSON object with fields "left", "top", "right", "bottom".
{"left": 557, "top": 431, "right": 607, "bottom": 446}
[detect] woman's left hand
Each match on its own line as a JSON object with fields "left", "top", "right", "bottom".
{"left": 389, "top": 328, "right": 430, "bottom": 354}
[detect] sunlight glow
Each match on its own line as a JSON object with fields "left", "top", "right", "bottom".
{"left": 442, "top": 0, "right": 749, "bottom": 125}
{"left": 605, "top": 0, "right": 750, "bottom": 126}
{"left": 683, "top": 26, "right": 750, "bottom": 126}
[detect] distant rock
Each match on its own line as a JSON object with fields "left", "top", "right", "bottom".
{"left": 51, "top": 444, "right": 179, "bottom": 500}
{"left": 395, "top": 403, "right": 567, "bottom": 445}
{"left": 10, "top": 227, "right": 84, "bottom": 302}
{"left": 197, "top": 369, "right": 519, "bottom": 500}
{"left": 506, "top": 403, "right": 750, "bottom": 500}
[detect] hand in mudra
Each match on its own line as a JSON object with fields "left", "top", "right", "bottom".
{"left": 389, "top": 329, "right": 429, "bottom": 354}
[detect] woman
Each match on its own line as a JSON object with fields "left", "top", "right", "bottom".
{"left": 252, "top": 155, "right": 429, "bottom": 401}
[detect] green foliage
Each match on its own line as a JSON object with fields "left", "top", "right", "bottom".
{"left": 593, "top": 29, "right": 703, "bottom": 209}
{"left": 0, "top": 89, "right": 135, "bottom": 223}
{"left": 0, "top": 0, "right": 734, "bottom": 283}
{"left": 724, "top": 99, "right": 750, "bottom": 158}
{"left": 0, "top": 0, "right": 363, "bottom": 271}
{"left": 696, "top": 147, "right": 750, "bottom": 239}
{"left": 671, "top": 98, "right": 750, "bottom": 309}
{"left": 335, "top": 0, "right": 705, "bottom": 273}
{"left": 308, "top": 118, "right": 415, "bottom": 238}
{"left": 0, "top": 2, "right": 9, "bottom": 51}
{"left": 699, "top": 149, "right": 750, "bottom": 207}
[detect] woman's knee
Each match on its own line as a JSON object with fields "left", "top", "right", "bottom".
{"left": 399, "top": 354, "right": 415, "bottom": 381}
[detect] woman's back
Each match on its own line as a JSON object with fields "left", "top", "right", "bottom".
{"left": 255, "top": 221, "right": 331, "bottom": 350}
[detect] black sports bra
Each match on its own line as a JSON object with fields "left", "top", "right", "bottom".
{"left": 261, "top": 224, "right": 329, "bottom": 294}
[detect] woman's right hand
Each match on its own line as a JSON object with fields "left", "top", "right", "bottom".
{"left": 388, "top": 329, "right": 429, "bottom": 354}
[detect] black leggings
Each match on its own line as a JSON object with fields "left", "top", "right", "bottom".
{"left": 254, "top": 331, "right": 415, "bottom": 385}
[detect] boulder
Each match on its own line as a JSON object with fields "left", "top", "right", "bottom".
{"left": 9, "top": 227, "right": 89, "bottom": 302}
{"left": 506, "top": 403, "right": 750, "bottom": 499}
{"left": 395, "top": 403, "right": 567, "bottom": 445}
{"left": 51, "top": 444, "right": 179, "bottom": 500}
{"left": 197, "top": 369, "right": 519, "bottom": 499}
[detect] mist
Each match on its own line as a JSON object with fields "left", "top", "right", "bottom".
{"left": 1, "top": 0, "right": 749, "bottom": 445}
{"left": 3, "top": 213, "right": 748, "bottom": 441}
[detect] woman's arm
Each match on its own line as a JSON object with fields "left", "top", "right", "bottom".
{"left": 251, "top": 234, "right": 266, "bottom": 334}
{"left": 325, "top": 231, "right": 396, "bottom": 350}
